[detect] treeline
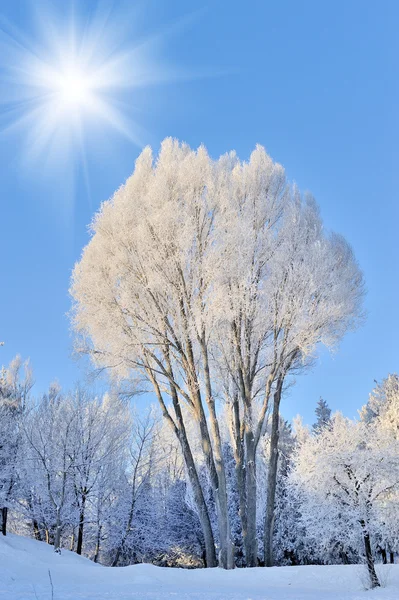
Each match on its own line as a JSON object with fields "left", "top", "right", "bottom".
{"left": 0, "top": 357, "right": 205, "bottom": 566}
{"left": 1, "top": 356, "right": 398, "bottom": 588}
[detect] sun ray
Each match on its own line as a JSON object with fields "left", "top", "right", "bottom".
{"left": 0, "top": 1, "right": 200, "bottom": 172}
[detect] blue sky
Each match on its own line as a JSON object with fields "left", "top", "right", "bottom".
{"left": 0, "top": 0, "right": 397, "bottom": 424}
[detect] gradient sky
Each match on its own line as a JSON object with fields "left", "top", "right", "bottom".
{"left": 0, "top": 0, "right": 398, "bottom": 424}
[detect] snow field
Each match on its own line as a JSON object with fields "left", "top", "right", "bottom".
{"left": 0, "top": 534, "right": 398, "bottom": 600}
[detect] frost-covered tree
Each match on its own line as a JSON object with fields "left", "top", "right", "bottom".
{"left": 0, "top": 356, "right": 32, "bottom": 535}
{"left": 88, "top": 452, "right": 122, "bottom": 563}
{"left": 290, "top": 413, "right": 399, "bottom": 588}
{"left": 18, "top": 385, "right": 132, "bottom": 557}
{"left": 22, "top": 388, "right": 78, "bottom": 553}
{"left": 110, "top": 409, "right": 157, "bottom": 566}
{"left": 312, "top": 398, "right": 332, "bottom": 433}
{"left": 70, "top": 138, "right": 364, "bottom": 568}
{"left": 70, "top": 389, "right": 130, "bottom": 555}
{"left": 360, "top": 374, "right": 399, "bottom": 429}
{"left": 360, "top": 374, "right": 399, "bottom": 561}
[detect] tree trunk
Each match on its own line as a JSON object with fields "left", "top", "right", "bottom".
{"left": 233, "top": 429, "right": 248, "bottom": 565}
{"left": 54, "top": 506, "right": 61, "bottom": 554}
{"left": 264, "top": 378, "right": 283, "bottom": 567}
{"left": 33, "top": 519, "right": 42, "bottom": 541}
{"left": 389, "top": 552, "right": 394, "bottom": 564}
{"left": 112, "top": 497, "right": 135, "bottom": 567}
{"left": 380, "top": 547, "right": 387, "bottom": 564}
{"left": 93, "top": 524, "right": 102, "bottom": 563}
{"left": 179, "top": 430, "right": 217, "bottom": 568}
{"left": 169, "top": 401, "right": 217, "bottom": 568}
{"left": 340, "top": 548, "right": 349, "bottom": 565}
{"left": 361, "top": 522, "right": 379, "bottom": 588}
{"left": 1, "top": 507, "right": 8, "bottom": 536}
{"left": 215, "top": 490, "right": 233, "bottom": 569}
{"left": 112, "top": 543, "right": 122, "bottom": 567}
{"left": 198, "top": 340, "right": 234, "bottom": 569}
{"left": 231, "top": 393, "right": 258, "bottom": 567}
{"left": 196, "top": 407, "right": 233, "bottom": 569}
{"left": 209, "top": 439, "right": 233, "bottom": 569}
{"left": 244, "top": 415, "right": 257, "bottom": 567}
{"left": 76, "top": 493, "right": 86, "bottom": 555}
{"left": 148, "top": 361, "right": 217, "bottom": 568}
{"left": 164, "top": 434, "right": 216, "bottom": 568}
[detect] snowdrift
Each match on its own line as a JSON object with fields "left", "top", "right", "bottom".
{"left": 0, "top": 534, "right": 398, "bottom": 599}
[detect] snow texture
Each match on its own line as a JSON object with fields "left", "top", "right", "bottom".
{"left": 0, "top": 534, "right": 398, "bottom": 600}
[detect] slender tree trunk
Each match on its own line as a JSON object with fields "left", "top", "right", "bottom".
{"left": 112, "top": 540, "right": 123, "bottom": 567}
{"left": 112, "top": 545, "right": 122, "bottom": 567}
{"left": 231, "top": 398, "right": 248, "bottom": 565}
{"left": 198, "top": 340, "right": 234, "bottom": 569}
{"left": 206, "top": 423, "right": 233, "bottom": 569}
{"left": 112, "top": 491, "right": 136, "bottom": 567}
{"left": 178, "top": 426, "right": 217, "bottom": 567}
{"left": 244, "top": 411, "right": 257, "bottom": 567}
{"left": 230, "top": 320, "right": 262, "bottom": 568}
{"left": 196, "top": 406, "right": 233, "bottom": 569}
{"left": 1, "top": 507, "right": 8, "bottom": 536}
{"left": 389, "top": 552, "right": 394, "bottom": 564}
{"left": 264, "top": 378, "right": 283, "bottom": 566}
{"left": 3, "top": 475, "right": 15, "bottom": 538}
{"left": 158, "top": 426, "right": 217, "bottom": 568}
{"left": 231, "top": 392, "right": 258, "bottom": 567}
{"left": 93, "top": 524, "right": 102, "bottom": 563}
{"left": 235, "top": 459, "right": 248, "bottom": 564}
{"left": 214, "top": 484, "right": 233, "bottom": 569}
{"left": 76, "top": 493, "right": 86, "bottom": 555}
{"left": 148, "top": 358, "right": 217, "bottom": 568}
{"left": 54, "top": 506, "right": 61, "bottom": 554}
{"left": 380, "top": 547, "right": 387, "bottom": 564}
{"left": 33, "top": 520, "right": 42, "bottom": 541}
{"left": 361, "top": 525, "right": 379, "bottom": 588}
{"left": 340, "top": 547, "right": 349, "bottom": 564}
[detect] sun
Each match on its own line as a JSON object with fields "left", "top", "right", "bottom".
{"left": 55, "top": 68, "right": 92, "bottom": 109}
{"left": 0, "top": 1, "right": 198, "bottom": 173}
{"left": 0, "top": 4, "right": 166, "bottom": 163}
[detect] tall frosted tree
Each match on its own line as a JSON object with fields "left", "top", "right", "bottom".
{"left": 71, "top": 138, "right": 364, "bottom": 568}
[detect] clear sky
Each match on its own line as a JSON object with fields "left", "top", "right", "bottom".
{"left": 0, "top": 0, "right": 397, "bottom": 424}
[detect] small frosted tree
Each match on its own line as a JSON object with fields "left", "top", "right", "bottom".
{"left": 360, "top": 374, "right": 399, "bottom": 429}
{"left": 290, "top": 413, "right": 399, "bottom": 588}
{"left": 360, "top": 374, "right": 399, "bottom": 561}
{"left": 312, "top": 398, "right": 332, "bottom": 433}
{"left": 22, "top": 388, "right": 77, "bottom": 553}
{"left": 71, "top": 389, "right": 130, "bottom": 556}
{"left": 111, "top": 409, "right": 157, "bottom": 566}
{"left": 0, "top": 356, "right": 33, "bottom": 535}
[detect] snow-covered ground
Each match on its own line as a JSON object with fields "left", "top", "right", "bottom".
{"left": 0, "top": 534, "right": 398, "bottom": 600}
